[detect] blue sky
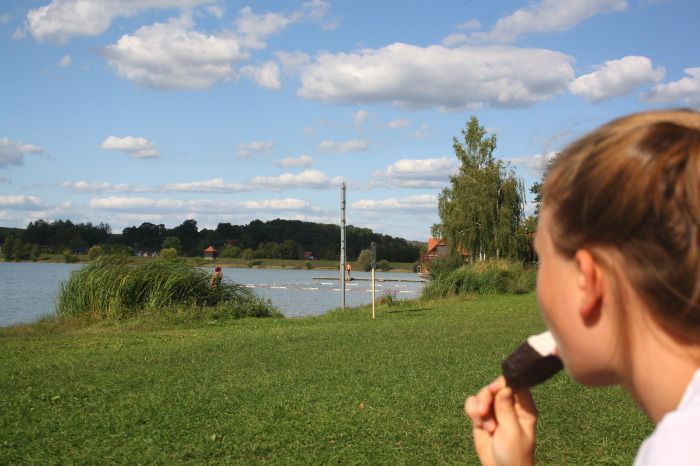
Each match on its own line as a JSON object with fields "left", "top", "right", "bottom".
{"left": 1, "top": 0, "right": 698, "bottom": 241}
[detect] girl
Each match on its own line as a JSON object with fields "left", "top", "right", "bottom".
{"left": 465, "top": 109, "right": 700, "bottom": 465}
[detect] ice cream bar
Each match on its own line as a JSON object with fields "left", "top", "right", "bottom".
{"left": 502, "top": 331, "right": 563, "bottom": 388}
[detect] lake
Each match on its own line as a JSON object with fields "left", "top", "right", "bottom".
{"left": 0, "top": 262, "right": 425, "bottom": 327}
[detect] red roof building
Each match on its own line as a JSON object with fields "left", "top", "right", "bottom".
{"left": 203, "top": 246, "right": 217, "bottom": 260}
{"left": 419, "top": 237, "right": 468, "bottom": 272}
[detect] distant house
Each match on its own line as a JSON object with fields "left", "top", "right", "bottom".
{"left": 303, "top": 251, "right": 315, "bottom": 260}
{"left": 420, "top": 237, "right": 468, "bottom": 272}
{"left": 203, "top": 246, "right": 218, "bottom": 260}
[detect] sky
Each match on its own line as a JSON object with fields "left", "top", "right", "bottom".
{"left": 1, "top": 0, "right": 699, "bottom": 242}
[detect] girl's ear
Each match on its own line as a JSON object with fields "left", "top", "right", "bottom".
{"left": 574, "top": 249, "right": 604, "bottom": 319}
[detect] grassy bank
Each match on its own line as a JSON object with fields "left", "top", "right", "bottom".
{"left": 0, "top": 295, "right": 651, "bottom": 464}
{"left": 56, "top": 257, "right": 279, "bottom": 320}
{"left": 423, "top": 260, "right": 537, "bottom": 298}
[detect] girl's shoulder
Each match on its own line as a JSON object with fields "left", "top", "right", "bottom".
{"left": 634, "top": 369, "right": 700, "bottom": 466}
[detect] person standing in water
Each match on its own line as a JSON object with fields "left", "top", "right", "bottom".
{"left": 211, "top": 266, "right": 223, "bottom": 289}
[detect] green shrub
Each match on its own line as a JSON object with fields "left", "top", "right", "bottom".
{"left": 160, "top": 247, "right": 178, "bottom": 259}
{"left": 63, "top": 249, "right": 78, "bottom": 263}
{"left": 305, "top": 261, "right": 313, "bottom": 269}
{"left": 422, "top": 260, "right": 536, "bottom": 299}
{"left": 30, "top": 245, "right": 41, "bottom": 261}
{"left": 87, "top": 245, "right": 104, "bottom": 261}
{"left": 103, "top": 244, "right": 132, "bottom": 257}
{"left": 221, "top": 245, "right": 241, "bottom": 258}
{"left": 352, "top": 249, "right": 369, "bottom": 271}
{"left": 56, "top": 256, "right": 280, "bottom": 320}
{"left": 427, "top": 251, "right": 465, "bottom": 277}
{"left": 378, "top": 259, "right": 391, "bottom": 271}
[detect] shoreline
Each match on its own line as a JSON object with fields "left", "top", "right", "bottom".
{"left": 1, "top": 255, "right": 416, "bottom": 273}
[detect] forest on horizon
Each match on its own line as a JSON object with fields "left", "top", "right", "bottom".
{"left": 0, "top": 218, "right": 423, "bottom": 263}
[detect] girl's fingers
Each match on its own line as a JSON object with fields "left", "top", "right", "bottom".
{"left": 493, "top": 387, "right": 518, "bottom": 427}
{"left": 476, "top": 376, "right": 505, "bottom": 417}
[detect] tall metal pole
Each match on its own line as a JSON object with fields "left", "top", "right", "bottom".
{"left": 340, "top": 182, "right": 346, "bottom": 309}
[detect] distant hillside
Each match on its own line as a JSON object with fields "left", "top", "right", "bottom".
{"left": 0, "top": 226, "right": 24, "bottom": 240}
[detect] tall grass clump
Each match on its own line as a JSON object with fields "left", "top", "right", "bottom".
{"left": 422, "top": 260, "right": 536, "bottom": 299}
{"left": 56, "top": 256, "right": 280, "bottom": 320}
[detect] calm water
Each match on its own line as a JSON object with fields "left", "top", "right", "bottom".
{"left": 0, "top": 263, "right": 425, "bottom": 327}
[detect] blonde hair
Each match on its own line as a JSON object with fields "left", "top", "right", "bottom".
{"left": 542, "top": 109, "right": 700, "bottom": 330}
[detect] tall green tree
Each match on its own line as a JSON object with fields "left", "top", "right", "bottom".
{"left": 435, "top": 116, "right": 525, "bottom": 261}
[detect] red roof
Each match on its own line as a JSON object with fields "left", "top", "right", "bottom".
{"left": 427, "top": 237, "right": 445, "bottom": 254}
{"left": 203, "top": 246, "right": 216, "bottom": 252}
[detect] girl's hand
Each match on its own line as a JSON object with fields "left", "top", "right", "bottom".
{"left": 464, "top": 376, "right": 538, "bottom": 466}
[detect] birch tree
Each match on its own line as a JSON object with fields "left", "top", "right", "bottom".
{"left": 434, "top": 116, "right": 525, "bottom": 261}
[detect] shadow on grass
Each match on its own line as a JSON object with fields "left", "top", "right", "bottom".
{"left": 383, "top": 303, "right": 428, "bottom": 314}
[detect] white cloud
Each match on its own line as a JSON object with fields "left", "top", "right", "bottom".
{"left": 248, "top": 169, "right": 343, "bottom": 190}
{"left": 90, "top": 196, "right": 179, "bottom": 211}
{"left": 353, "top": 110, "right": 369, "bottom": 130}
{"left": 374, "top": 157, "right": 458, "bottom": 188}
{"left": 240, "top": 61, "right": 282, "bottom": 89}
{"left": 457, "top": 19, "right": 481, "bottom": 30}
{"left": 441, "top": 33, "right": 468, "bottom": 47}
{"left": 387, "top": 119, "right": 410, "bottom": 129}
{"left": 89, "top": 196, "right": 318, "bottom": 213}
{"left": 101, "top": 135, "right": 159, "bottom": 158}
{"left": 275, "top": 51, "right": 311, "bottom": 74}
{"left": 63, "top": 167, "right": 343, "bottom": 195}
{"left": 26, "top": 0, "right": 216, "bottom": 43}
{"left": 472, "top": 0, "right": 628, "bottom": 43}
{"left": 239, "top": 198, "right": 318, "bottom": 211}
{"left": 234, "top": 6, "right": 298, "bottom": 50}
{"left": 642, "top": 67, "right": 700, "bottom": 107}
{"left": 298, "top": 43, "right": 574, "bottom": 110}
{"left": 302, "top": 126, "right": 316, "bottom": 136}
{"left": 0, "top": 195, "right": 43, "bottom": 210}
{"left": 0, "top": 137, "right": 45, "bottom": 168}
{"left": 275, "top": 155, "right": 313, "bottom": 168}
{"left": 301, "top": 0, "right": 338, "bottom": 30}
{"left": 318, "top": 139, "right": 369, "bottom": 152}
{"left": 411, "top": 123, "right": 430, "bottom": 139}
{"left": 62, "top": 181, "right": 153, "bottom": 193}
{"left": 58, "top": 54, "right": 71, "bottom": 67}
{"left": 238, "top": 140, "right": 274, "bottom": 158}
{"left": 23, "top": 201, "right": 75, "bottom": 223}
{"left": 12, "top": 27, "right": 27, "bottom": 40}
{"left": 101, "top": 13, "right": 246, "bottom": 90}
{"left": 94, "top": 4, "right": 329, "bottom": 90}
{"left": 162, "top": 178, "right": 246, "bottom": 193}
{"left": 386, "top": 157, "right": 457, "bottom": 178}
{"left": 205, "top": 5, "right": 224, "bottom": 19}
{"left": 570, "top": 56, "right": 665, "bottom": 102}
{"left": 507, "top": 152, "right": 559, "bottom": 176}
{"left": 352, "top": 194, "right": 438, "bottom": 212}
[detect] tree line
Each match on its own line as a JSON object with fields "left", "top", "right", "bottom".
{"left": 0, "top": 218, "right": 421, "bottom": 263}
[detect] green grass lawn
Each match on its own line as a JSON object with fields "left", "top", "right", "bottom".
{"left": 0, "top": 294, "right": 651, "bottom": 464}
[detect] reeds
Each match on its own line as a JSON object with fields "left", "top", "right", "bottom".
{"left": 56, "top": 256, "right": 280, "bottom": 319}
{"left": 421, "top": 260, "right": 536, "bottom": 299}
